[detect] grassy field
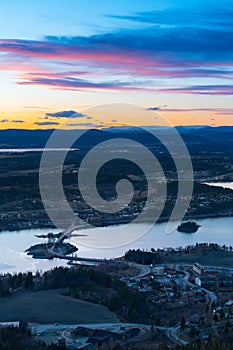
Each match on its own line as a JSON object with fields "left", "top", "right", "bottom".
{"left": 165, "top": 250, "right": 233, "bottom": 268}
{"left": 0, "top": 288, "right": 117, "bottom": 324}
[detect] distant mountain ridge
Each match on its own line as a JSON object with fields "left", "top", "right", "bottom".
{"left": 0, "top": 126, "right": 233, "bottom": 150}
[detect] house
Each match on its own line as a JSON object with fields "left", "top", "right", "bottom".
{"left": 195, "top": 277, "right": 202, "bottom": 287}
{"left": 71, "top": 326, "right": 91, "bottom": 338}
{"left": 193, "top": 262, "right": 203, "bottom": 275}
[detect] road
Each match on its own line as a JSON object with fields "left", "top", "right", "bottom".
{"left": 128, "top": 262, "right": 152, "bottom": 279}
{"left": 165, "top": 325, "right": 188, "bottom": 346}
{"left": 31, "top": 321, "right": 188, "bottom": 346}
{"left": 129, "top": 262, "right": 217, "bottom": 345}
{"left": 182, "top": 269, "right": 217, "bottom": 305}
{"left": 29, "top": 261, "right": 217, "bottom": 346}
{"left": 31, "top": 322, "right": 151, "bottom": 337}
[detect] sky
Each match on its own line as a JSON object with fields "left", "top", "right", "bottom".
{"left": 0, "top": 0, "right": 233, "bottom": 128}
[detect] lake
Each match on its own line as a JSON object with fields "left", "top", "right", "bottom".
{"left": 0, "top": 216, "right": 233, "bottom": 274}
{"left": 0, "top": 228, "right": 68, "bottom": 274}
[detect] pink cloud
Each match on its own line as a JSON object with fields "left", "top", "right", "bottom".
{"left": 159, "top": 85, "right": 233, "bottom": 95}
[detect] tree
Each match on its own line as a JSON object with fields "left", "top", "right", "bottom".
{"left": 189, "top": 326, "right": 196, "bottom": 337}
{"left": 24, "top": 272, "right": 34, "bottom": 290}
{"left": 220, "top": 309, "right": 225, "bottom": 320}
{"left": 180, "top": 316, "right": 186, "bottom": 329}
{"left": 211, "top": 301, "right": 216, "bottom": 310}
{"left": 158, "top": 345, "right": 169, "bottom": 350}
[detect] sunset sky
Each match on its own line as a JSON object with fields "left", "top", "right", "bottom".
{"left": 1, "top": 0, "right": 233, "bottom": 128}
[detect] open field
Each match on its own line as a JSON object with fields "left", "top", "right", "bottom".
{"left": 165, "top": 251, "right": 233, "bottom": 268}
{"left": 0, "top": 288, "right": 117, "bottom": 324}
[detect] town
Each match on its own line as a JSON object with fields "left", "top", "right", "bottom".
{"left": 1, "top": 244, "right": 233, "bottom": 349}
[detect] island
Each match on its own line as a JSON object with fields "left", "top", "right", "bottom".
{"left": 26, "top": 240, "right": 78, "bottom": 259}
{"left": 177, "top": 221, "right": 201, "bottom": 233}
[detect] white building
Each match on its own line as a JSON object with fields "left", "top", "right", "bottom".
{"left": 193, "top": 262, "right": 203, "bottom": 275}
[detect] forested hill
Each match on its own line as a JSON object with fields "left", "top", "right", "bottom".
{"left": 1, "top": 126, "right": 233, "bottom": 153}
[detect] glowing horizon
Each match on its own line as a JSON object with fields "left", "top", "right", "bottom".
{"left": 1, "top": 0, "right": 233, "bottom": 129}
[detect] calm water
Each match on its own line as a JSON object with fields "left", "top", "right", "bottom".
{"left": 0, "top": 228, "right": 68, "bottom": 274}
{"left": 71, "top": 217, "right": 233, "bottom": 259}
{"left": 0, "top": 216, "right": 233, "bottom": 274}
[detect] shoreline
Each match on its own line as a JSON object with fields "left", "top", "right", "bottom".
{"left": 0, "top": 210, "right": 232, "bottom": 234}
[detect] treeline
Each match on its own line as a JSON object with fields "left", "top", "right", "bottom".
{"left": 0, "top": 271, "right": 34, "bottom": 297}
{"left": 0, "top": 326, "right": 66, "bottom": 350}
{"left": 178, "top": 242, "right": 233, "bottom": 253}
{"left": 164, "top": 242, "right": 233, "bottom": 255}
{"left": 125, "top": 249, "right": 164, "bottom": 265}
{"left": 124, "top": 243, "right": 233, "bottom": 264}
